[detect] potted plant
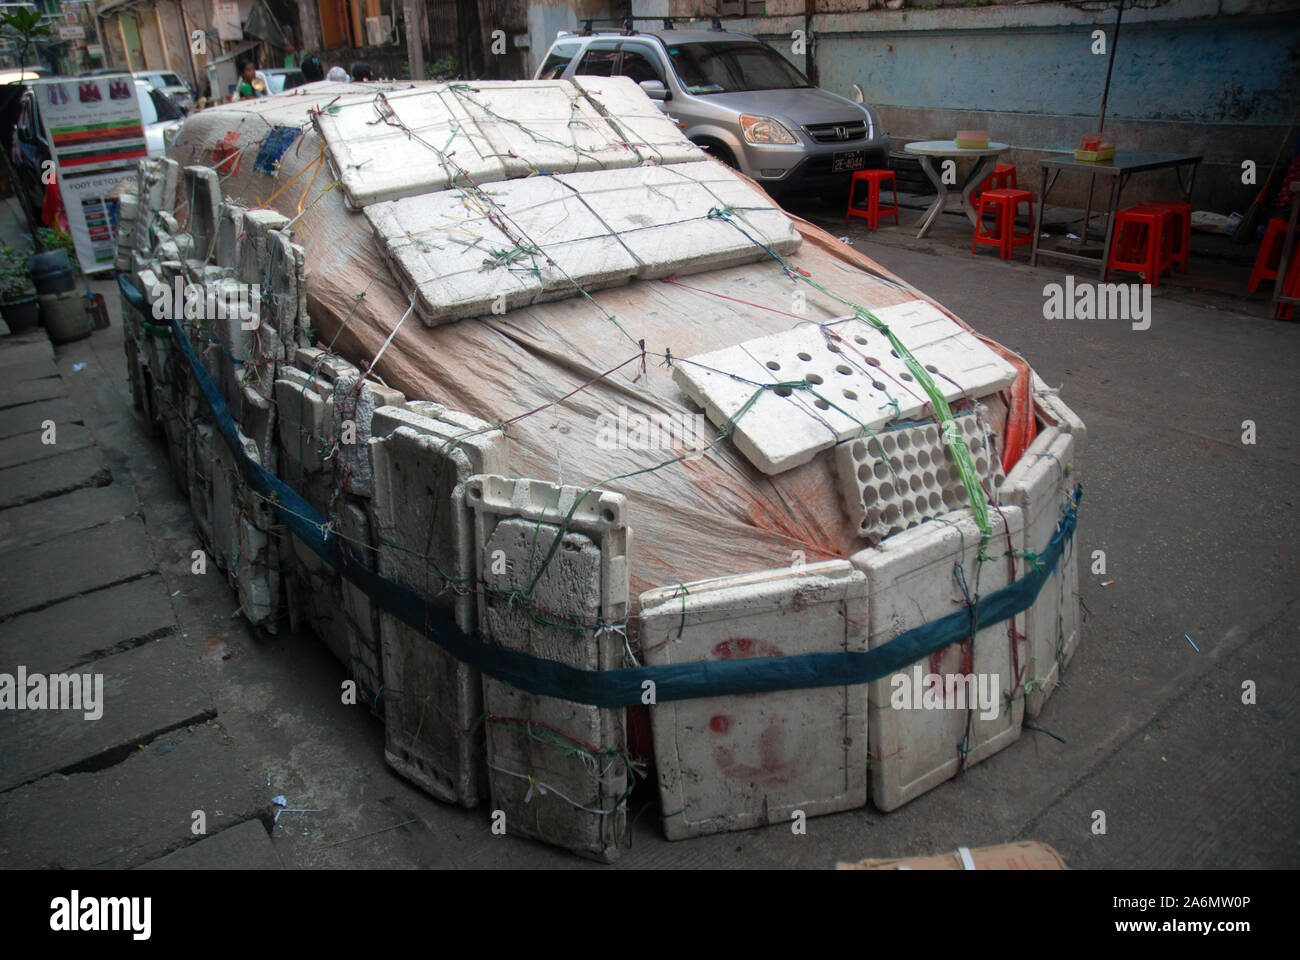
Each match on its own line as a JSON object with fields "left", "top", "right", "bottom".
{"left": 0, "top": 244, "right": 39, "bottom": 333}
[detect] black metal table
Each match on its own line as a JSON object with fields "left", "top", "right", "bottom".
{"left": 1030, "top": 150, "right": 1203, "bottom": 279}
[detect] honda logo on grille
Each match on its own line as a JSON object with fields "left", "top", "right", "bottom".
{"left": 834, "top": 126, "right": 849, "bottom": 140}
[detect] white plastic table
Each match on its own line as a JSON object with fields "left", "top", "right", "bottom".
{"left": 903, "top": 140, "right": 1011, "bottom": 238}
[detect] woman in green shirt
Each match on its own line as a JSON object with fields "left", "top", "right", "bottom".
{"left": 236, "top": 59, "right": 266, "bottom": 100}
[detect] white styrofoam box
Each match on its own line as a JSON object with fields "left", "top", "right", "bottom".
{"left": 998, "top": 427, "right": 1081, "bottom": 718}
{"left": 370, "top": 411, "right": 505, "bottom": 807}
{"left": 210, "top": 435, "right": 239, "bottom": 577}
{"left": 850, "top": 505, "right": 1026, "bottom": 812}
{"left": 264, "top": 231, "right": 299, "bottom": 354}
{"left": 189, "top": 423, "right": 214, "bottom": 546}
{"left": 673, "top": 301, "right": 1018, "bottom": 475}
{"left": 339, "top": 498, "right": 383, "bottom": 702}
{"left": 466, "top": 475, "right": 630, "bottom": 861}
{"left": 1031, "top": 373, "right": 1087, "bottom": 461}
{"left": 238, "top": 210, "right": 290, "bottom": 288}
{"left": 182, "top": 165, "right": 221, "bottom": 262}
{"left": 836, "top": 411, "right": 1006, "bottom": 543}
{"left": 365, "top": 176, "right": 639, "bottom": 326}
{"left": 240, "top": 384, "right": 277, "bottom": 478}
{"left": 274, "top": 368, "right": 332, "bottom": 477}
{"left": 216, "top": 202, "right": 245, "bottom": 270}
{"left": 572, "top": 75, "right": 706, "bottom": 166}
{"left": 639, "top": 561, "right": 869, "bottom": 840}
{"left": 287, "top": 532, "right": 350, "bottom": 667}
{"left": 331, "top": 376, "right": 406, "bottom": 498}
{"left": 465, "top": 475, "right": 630, "bottom": 623}
{"left": 294, "top": 346, "right": 360, "bottom": 385}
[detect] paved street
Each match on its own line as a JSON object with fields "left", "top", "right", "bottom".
{"left": 0, "top": 194, "right": 1296, "bottom": 869}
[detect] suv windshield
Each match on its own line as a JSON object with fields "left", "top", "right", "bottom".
{"left": 666, "top": 41, "right": 811, "bottom": 95}
{"left": 146, "top": 87, "right": 183, "bottom": 122}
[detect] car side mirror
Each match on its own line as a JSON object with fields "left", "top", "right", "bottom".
{"left": 639, "top": 79, "right": 669, "bottom": 102}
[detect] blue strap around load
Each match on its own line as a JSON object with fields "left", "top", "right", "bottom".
{"left": 120, "top": 273, "right": 1081, "bottom": 708}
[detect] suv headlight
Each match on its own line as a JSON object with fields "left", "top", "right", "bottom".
{"left": 740, "top": 114, "right": 798, "bottom": 145}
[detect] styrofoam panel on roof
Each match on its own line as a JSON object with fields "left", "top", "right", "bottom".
{"left": 316, "top": 79, "right": 700, "bottom": 209}
{"left": 466, "top": 475, "right": 630, "bottom": 861}
{"left": 314, "top": 85, "right": 505, "bottom": 209}
{"left": 998, "top": 427, "right": 1081, "bottom": 719}
{"left": 552, "top": 161, "right": 800, "bottom": 280}
{"left": 445, "top": 81, "right": 640, "bottom": 179}
{"left": 673, "top": 301, "right": 1017, "bottom": 475}
{"left": 365, "top": 178, "right": 640, "bottom": 326}
{"left": 572, "top": 75, "right": 706, "bottom": 166}
{"left": 367, "top": 162, "right": 797, "bottom": 325}
{"left": 850, "top": 506, "right": 1026, "bottom": 812}
{"left": 639, "top": 561, "right": 869, "bottom": 840}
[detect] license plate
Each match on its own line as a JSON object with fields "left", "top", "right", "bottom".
{"left": 832, "top": 150, "right": 866, "bottom": 173}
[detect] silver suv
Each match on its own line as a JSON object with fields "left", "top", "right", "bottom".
{"left": 535, "top": 21, "right": 888, "bottom": 198}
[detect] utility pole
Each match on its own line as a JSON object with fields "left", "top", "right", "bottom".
{"left": 402, "top": 0, "right": 422, "bottom": 81}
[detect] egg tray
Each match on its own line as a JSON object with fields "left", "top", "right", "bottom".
{"left": 835, "top": 412, "right": 1005, "bottom": 543}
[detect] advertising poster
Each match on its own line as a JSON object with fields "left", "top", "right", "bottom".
{"left": 31, "top": 76, "right": 146, "bottom": 273}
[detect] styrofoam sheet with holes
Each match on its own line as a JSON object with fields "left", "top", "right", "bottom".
{"left": 850, "top": 505, "right": 1026, "bottom": 812}
{"left": 370, "top": 411, "right": 505, "bottom": 807}
{"left": 466, "top": 475, "right": 630, "bottom": 861}
{"left": 836, "top": 412, "right": 1005, "bottom": 543}
{"left": 998, "top": 426, "right": 1081, "bottom": 718}
{"left": 674, "top": 301, "right": 1018, "bottom": 475}
{"left": 366, "top": 163, "right": 798, "bottom": 326}
{"left": 639, "top": 561, "right": 869, "bottom": 840}
{"left": 572, "top": 75, "right": 706, "bottom": 166}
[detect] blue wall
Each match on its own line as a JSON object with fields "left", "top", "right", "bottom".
{"left": 814, "top": 16, "right": 1297, "bottom": 125}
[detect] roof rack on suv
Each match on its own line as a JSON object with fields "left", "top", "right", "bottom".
{"left": 577, "top": 15, "right": 726, "bottom": 36}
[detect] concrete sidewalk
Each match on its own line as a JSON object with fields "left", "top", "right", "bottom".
{"left": 0, "top": 319, "right": 279, "bottom": 869}
{"left": 0, "top": 193, "right": 1296, "bottom": 869}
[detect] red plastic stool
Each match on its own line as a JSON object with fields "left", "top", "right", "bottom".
{"left": 971, "top": 187, "right": 1034, "bottom": 259}
{"left": 1134, "top": 201, "right": 1191, "bottom": 274}
{"left": 972, "top": 163, "right": 1018, "bottom": 204}
{"left": 1247, "top": 218, "right": 1293, "bottom": 293}
{"left": 1277, "top": 244, "right": 1300, "bottom": 320}
{"left": 845, "top": 169, "right": 900, "bottom": 229}
{"left": 1107, "top": 206, "right": 1174, "bottom": 286}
